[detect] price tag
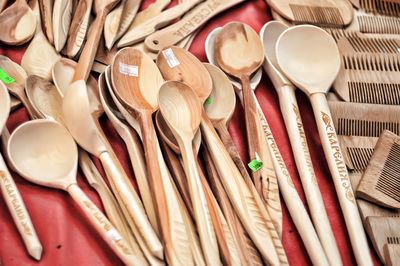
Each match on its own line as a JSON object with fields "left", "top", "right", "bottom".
{"left": 248, "top": 152, "right": 263, "bottom": 172}
{"left": 119, "top": 62, "right": 138, "bottom": 77}
{"left": 162, "top": 48, "right": 180, "bottom": 68}
{"left": 205, "top": 97, "right": 211, "bottom": 104}
{"left": 0, "top": 68, "right": 15, "bottom": 84}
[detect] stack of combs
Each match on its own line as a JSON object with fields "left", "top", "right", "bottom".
{"left": 264, "top": 0, "right": 400, "bottom": 264}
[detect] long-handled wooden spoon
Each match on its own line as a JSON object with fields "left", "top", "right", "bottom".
{"left": 156, "top": 46, "right": 285, "bottom": 265}
{"left": 158, "top": 81, "right": 220, "bottom": 265}
{"left": 52, "top": 0, "right": 72, "bottom": 51}
{"left": 275, "top": 24, "right": 373, "bottom": 266}
{"left": 39, "top": 0, "right": 54, "bottom": 44}
{"left": 0, "top": 0, "right": 36, "bottom": 45}
{"left": 62, "top": 79, "right": 163, "bottom": 260}
{"left": 260, "top": 21, "right": 341, "bottom": 266}
{"left": 0, "top": 82, "right": 42, "bottom": 261}
{"left": 214, "top": 22, "right": 283, "bottom": 237}
{"left": 7, "top": 119, "right": 140, "bottom": 266}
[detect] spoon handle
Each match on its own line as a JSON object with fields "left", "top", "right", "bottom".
{"left": 309, "top": 93, "right": 373, "bottom": 266}
{"left": 99, "top": 150, "right": 164, "bottom": 259}
{"left": 0, "top": 155, "right": 42, "bottom": 261}
{"left": 200, "top": 111, "right": 282, "bottom": 266}
{"left": 202, "top": 144, "right": 263, "bottom": 266}
{"left": 276, "top": 85, "right": 342, "bottom": 265}
{"left": 67, "top": 183, "right": 143, "bottom": 266}
{"left": 241, "top": 75, "right": 282, "bottom": 238}
{"left": 181, "top": 140, "right": 220, "bottom": 265}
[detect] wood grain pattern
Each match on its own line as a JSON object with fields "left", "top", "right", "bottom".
{"left": 52, "top": 0, "right": 72, "bottom": 52}
{"left": 39, "top": 0, "right": 54, "bottom": 44}
{"left": 383, "top": 243, "right": 400, "bottom": 266}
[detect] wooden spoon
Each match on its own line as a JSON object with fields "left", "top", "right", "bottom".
{"left": 62, "top": 79, "right": 163, "bottom": 260}
{"left": 156, "top": 46, "right": 285, "bottom": 265}
{"left": 71, "top": 0, "right": 120, "bottom": 82}
{"left": 99, "top": 68, "right": 158, "bottom": 233}
{"left": 7, "top": 119, "right": 139, "bottom": 265}
{"left": 21, "top": 0, "right": 60, "bottom": 80}
{"left": 0, "top": 0, "right": 7, "bottom": 12}
{"left": 0, "top": 83, "right": 42, "bottom": 261}
{"left": 214, "top": 22, "right": 284, "bottom": 235}
{"left": 39, "top": 0, "right": 54, "bottom": 44}
{"left": 158, "top": 81, "right": 220, "bottom": 265}
{"left": 275, "top": 24, "right": 373, "bottom": 266}
{"left": 260, "top": 21, "right": 341, "bottom": 265}
{"left": 52, "top": 0, "right": 72, "bottom": 51}
{"left": 0, "top": 56, "right": 38, "bottom": 119}
{"left": 0, "top": 0, "right": 36, "bottom": 45}
{"left": 66, "top": 0, "right": 93, "bottom": 58}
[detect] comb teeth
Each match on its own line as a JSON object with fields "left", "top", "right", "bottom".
{"left": 357, "top": 15, "right": 400, "bottom": 34}
{"left": 342, "top": 54, "right": 400, "bottom": 72}
{"left": 289, "top": 4, "right": 344, "bottom": 26}
{"left": 337, "top": 119, "right": 400, "bottom": 137}
{"left": 345, "top": 34, "right": 400, "bottom": 54}
{"left": 360, "top": 0, "right": 400, "bottom": 17}
{"left": 387, "top": 236, "right": 400, "bottom": 244}
{"left": 348, "top": 82, "right": 400, "bottom": 105}
{"left": 376, "top": 142, "right": 400, "bottom": 202}
{"left": 347, "top": 147, "right": 374, "bottom": 170}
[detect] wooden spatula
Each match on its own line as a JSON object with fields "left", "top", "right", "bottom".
{"left": 357, "top": 130, "right": 400, "bottom": 209}
{"left": 383, "top": 243, "right": 400, "bottom": 266}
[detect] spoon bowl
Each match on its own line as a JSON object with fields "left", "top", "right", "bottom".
{"left": 275, "top": 25, "right": 341, "bottom": 95}
{"left": 205, "top": 27, "right": 262, "bottom": 91}
{"left": 8, "top": 120, "right": 77, "bottom": 190}
{"left": 0, "top": 82, "right": 10, "bottom": 132}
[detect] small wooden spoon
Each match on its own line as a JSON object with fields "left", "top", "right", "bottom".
{"left": 0, "top": 83, "right": 42, "bottom": 261}
{"left": 0, "top": 0, "right": 36, "bottom": 45}
{"left": 39, "top": 0, "right": 54, "bottom": 44}
{"left": 159, "top": 81, "right": 220, "bottom": 265}
{"left": 156, "top": 46, "right": 284, "bottom": 265}
{"left": 0, "top": 56, "right": 38, "bottom": 118}
{"left": 52, "top": 0, "right": 72, "bottom": 51}
{"left": 275, "top": 24, "right": 372, "bottom": 266}
{"left": 7, "top": 119, "right": 139, "bottom": 265}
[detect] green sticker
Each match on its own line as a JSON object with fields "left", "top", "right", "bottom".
{"left": 205, "top": 97, "right": 211, "bottom": 104}
{"left": 0, "top": 69, "right": 15, "bottom": 84}
{"left": 248, "top": 159, "right": 263, "bottom": 172}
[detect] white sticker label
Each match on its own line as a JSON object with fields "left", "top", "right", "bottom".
{"left": 106, "top": 228, "right": 122, "bottom": 242}
{"left": 119, "top": 62, "right": 138, "bottom": 77}
{"left": 162, "top": 48, "right": 180, "bottom": 68}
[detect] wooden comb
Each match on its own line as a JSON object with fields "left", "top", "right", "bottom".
{"left": 266, "top": 0, "right": 354, "bottom": 27}
{"left": 383, "top": 243, "right": 400, "bottom": 266}
{"left": 359, "top": 0, "right": 400, "bottom": 17}
{"left": 365, "top": 216, "right": 400, "bottom": 263}
{"left": 339, "top": 135, "right": 378, "bottom": 171}
{"left": 357, "top": 130, "right": 400, "bottom": 209}
{"left": 337, "top": 31, "right": 400, "bottom": 54}
{"left": 328, "top": 101, "right": 400, "bottom": 137}
{"left": 347, "top": 9, "right": 400, "bottom": 34}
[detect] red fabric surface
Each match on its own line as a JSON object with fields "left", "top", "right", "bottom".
{"left": 0, "top": 0, "right": 382, "bottom": 265}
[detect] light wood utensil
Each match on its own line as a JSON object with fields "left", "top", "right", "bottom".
{"left": 0, "top": 0, "right": 36, "bottom": 45}
{"left": 358, "top": 0, "right": 400, "bottom": 17}
{"left": 158, "top": 81, "right": 220, "bottom": 265}
{"left": 266, "top": 0, "right": 353, "bottom": 27}
{"left": 0, "top": 0, "right": 7, "bottom": 12}
{"left": 260, "top": 20, "right": 341, "bottom": 265}
{"left": 144, "top": 0, "right": 246, "bottom": 52}
{"left": 214, "top": 22, "right": 283, "bottom": 237}
{"left": 10, "top": 95, "right": 22, "bottom": 111}
{"left": 100, "top": 68, "right": 158, "bottom": 232}
{"left": 125, "top": 0, "right": 170, "bottom": 30}
{"left": 0, "top": 56, "right": 38, "bottom": 119}
{"left": 357, "top": 130, "right": 400, "bottom": 209}
{"left": 104, "top": 0, "right": 141, "bottom": 49}
{"left": 71, "top": 0, "right": 120, "bottom": 82}
{"left": 111, "top": 47, "right": 195, "bottom": 265}
{"left": 7, "top": 119, "right": 139, "bottom": 266}
{"left": 62, "top": 78, "right": 163, "bottom": 260}
{"left": 39, "top": 0, "right": 53, "bottom": 44}
{"left": 364, "top": 216, "right": 400, "bottom": 263}
{"left": 383, "top": 243, "right": 400, "bottom": 266}
{"left": 156, "top": 46, "right": 285, "bottom": 265}
{"left": 117, "top": 0, "right": 201, "bottom": 48}
{"left": 21, "top": 0, "right": 60, "bottom": 80}
{"left": 52, "top": 0, "right": 72, "bottom": 51}
{"left": 276, "top": 24, "right": 373, "bottom": 266}
{"left": 0, "top": 83, "right": 42, "bottom": 261}
{"left": 66, "top": 0, "right": 93, "bottom": 58}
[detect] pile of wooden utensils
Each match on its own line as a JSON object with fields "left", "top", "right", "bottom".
{"left": 1, "top": 0, "right": 400, "bottom": 265}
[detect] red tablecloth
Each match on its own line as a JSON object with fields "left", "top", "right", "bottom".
{"left": 0, "top": 0, "right": 382, "bottom": 265}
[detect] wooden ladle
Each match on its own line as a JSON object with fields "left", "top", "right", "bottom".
{"left": 0, "top": 82, "right": 42, "bottom": 261}
{"left": 158, "top": 80, "right": 220, "bottom": 265}
{"left": 275, "top": 24, "right": 373, "bottom": 266}
{"left": 7, "top": 119, "right": 139, "bottom": 265}
{"left": 156, "top": 46, "right": 283, "bottom": 265}
{"left": 0, "top": 0, "right": 36, "bottom": 45}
